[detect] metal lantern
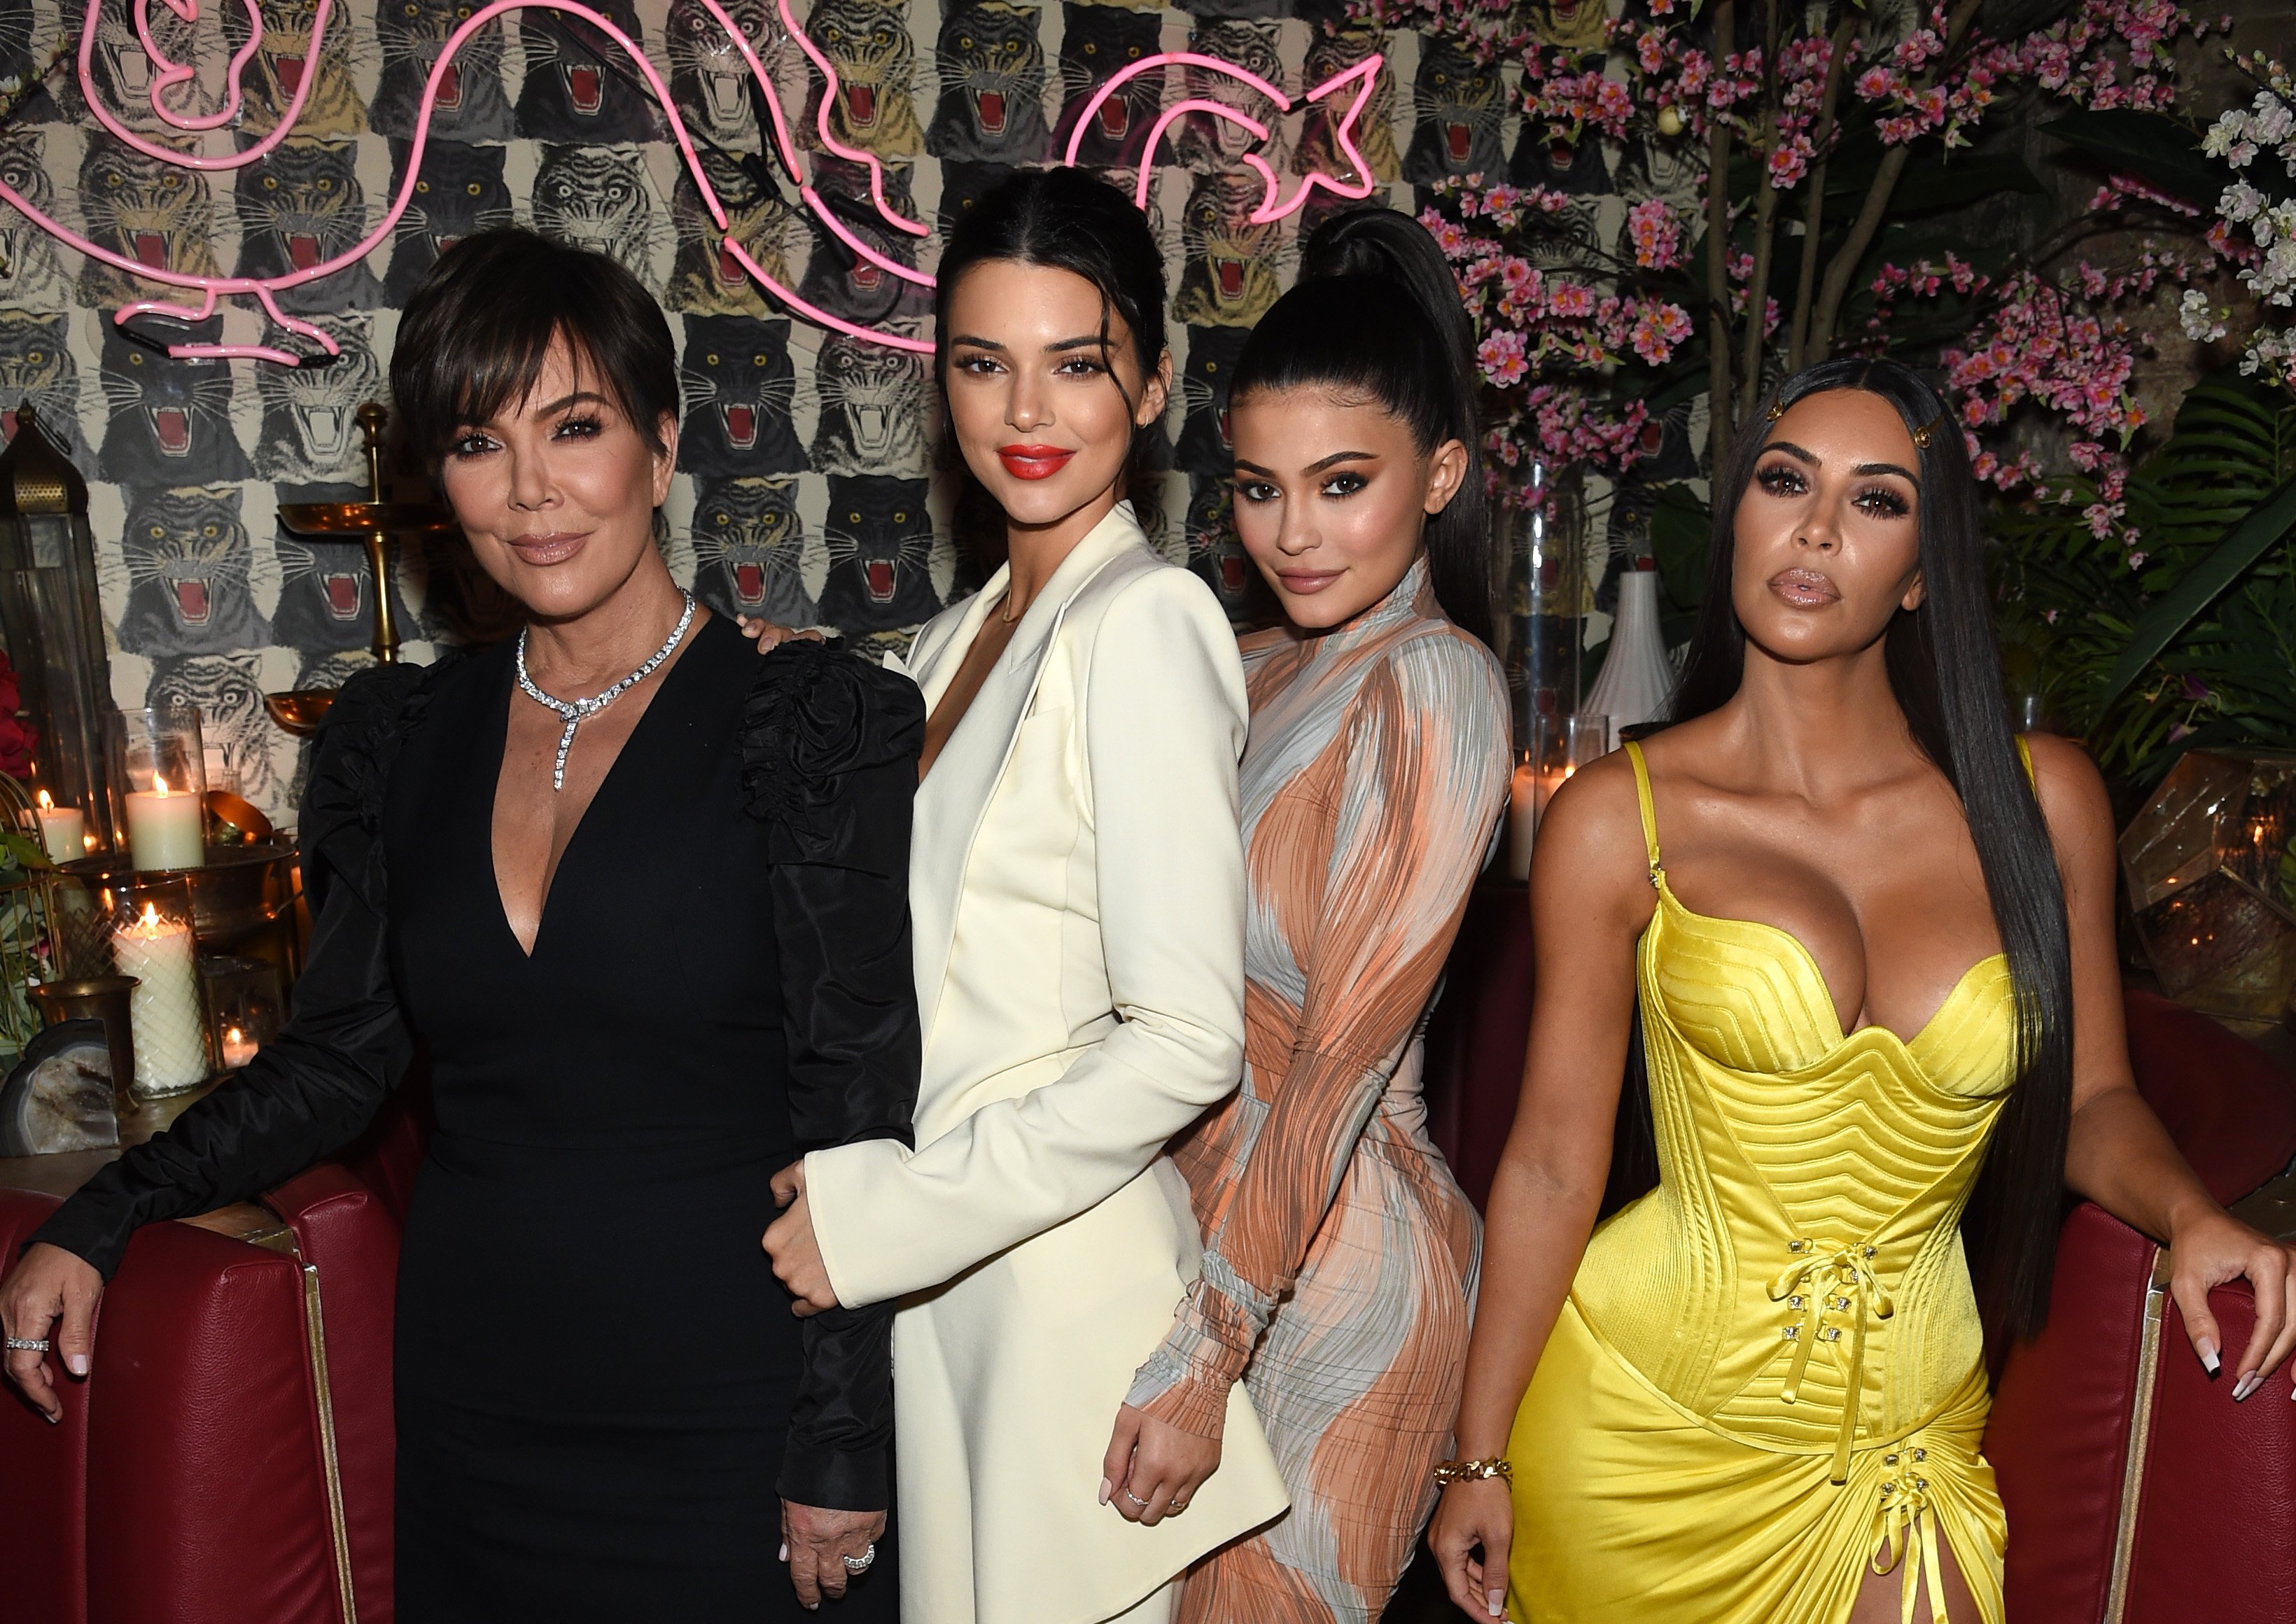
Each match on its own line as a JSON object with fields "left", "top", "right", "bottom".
{"left": 0, "top": 408, "right": 120, "bottom": 853}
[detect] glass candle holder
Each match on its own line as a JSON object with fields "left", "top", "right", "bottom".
{"left": 38, "top": 869, "right": 118, "bottom": 983}
{"left": 115, "top": 706, "right": 208, "bottom": 872}
{"left": 108, "top": 876, "right": 211, "bottom": 1097}
{"left": 1516, "top": 713, "right": 1613, "bottom": 866}
{"left": 1506, "top": 748, "right": 1539, "bottom": 882}
{"left": 1502, "top": 465, "right": 1588, "bottom": 747}
{"left": 200, "top": 954, "right": 284, "bottom": 1071}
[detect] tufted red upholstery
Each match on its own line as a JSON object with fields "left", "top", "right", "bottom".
{"left": 85, "top": 1219, "right": 342, "bottom": 1624}
{"left": 1983, "top": 993, "right": 2296, "bottom": 1624}
{"left": 1988, "top": 1200, "right": 2158, "bottom": 1623}
{"left": 266, "top": 1163, "right": 405, "bottom": 1624}
{"left": 0, "top": 1100, "right": 425, "bottom": 1624}
{"left": 2122, "top": 988, "right": 2296, "bottom": 1204}
{"left": 2126, "top": 1281, "right": 2296, "bottom": 1621}
{"left": 0, "top": 1189, "right": 88, "bottom": 1624}
{"left": 1422, "top": 885, "right": 1534, "bottom": 1210}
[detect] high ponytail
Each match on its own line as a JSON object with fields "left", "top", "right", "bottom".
{"left": 1231, "top": 207, "right": 1492, "bottom": 645}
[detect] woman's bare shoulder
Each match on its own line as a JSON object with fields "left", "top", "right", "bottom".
{"left": 1532, "top": 746, "right": 1660, "bottom": 925}
{"left": 2022, "top": 730, "right": 2116, "bottom": 864}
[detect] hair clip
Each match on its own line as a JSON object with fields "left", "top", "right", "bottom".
{"left": 1910, "top": 410, "right": 1949, "bottom": 450}
{"left": 1766, "top": 400, "right": 1786, "bottom": 422}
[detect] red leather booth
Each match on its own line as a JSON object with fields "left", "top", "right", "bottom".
{"left": 1, "top": 1098, "right": 421, "bottom": 1624}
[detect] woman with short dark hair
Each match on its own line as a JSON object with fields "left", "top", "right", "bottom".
{"left": 0, "top": 230, "right": 919, "bottom": 1621}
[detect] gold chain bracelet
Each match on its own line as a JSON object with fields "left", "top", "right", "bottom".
{"left": 1432, "top": 1456, "right": 1513, "bottom": 1488}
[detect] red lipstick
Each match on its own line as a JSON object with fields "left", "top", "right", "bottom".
{"left": 997, "top": 444, "right": 1075, "bottom": 481}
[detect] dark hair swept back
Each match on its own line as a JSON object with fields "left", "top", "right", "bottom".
{"left": 932, "top": 167, "right": 1169, "bottom": 521}
{"left": 1667, "top": 356, "right": 2075, "bottom": 1345}
{"left": 390, "top": 228, "right": 679, "bottom": 472}
{"left": 1228, "top": 206, "right": 1492, "bottom": 645}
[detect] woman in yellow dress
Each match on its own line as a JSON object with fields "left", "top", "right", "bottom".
{"left": 1428, "top": 358, "right": 2296, "bottom": 1623}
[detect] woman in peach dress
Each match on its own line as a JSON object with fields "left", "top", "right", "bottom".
{"left": 1102, "top": 209, "right": 1509, "bottom": 1623}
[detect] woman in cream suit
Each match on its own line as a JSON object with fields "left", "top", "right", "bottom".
{"left": 761, "top": 169, "right": 1287, "bottom": 1623}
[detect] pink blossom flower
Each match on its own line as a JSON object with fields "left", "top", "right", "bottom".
{"left": 1478, "top": 330, "right": 1530, "bottom": 386}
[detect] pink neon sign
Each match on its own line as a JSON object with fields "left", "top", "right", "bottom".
{"left": 1, "top": 1, "right": 1382, "bottom": 363}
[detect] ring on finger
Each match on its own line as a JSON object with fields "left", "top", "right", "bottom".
{"left": 1123, "top": 1488, "right": 1151, "bottom": 1508}
{"left": 841, "top": 1543, "right": 877, "bottom": 1574}
{"left": 4, "top": 1336, "right": 51, "bottom": 1352}
{"left": 1168, "top": 1498, "right": 1189, "bottom": 1513}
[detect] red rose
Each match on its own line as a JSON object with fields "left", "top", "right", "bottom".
{"left": 0, "top": 649, "right": 34, "bottom": 780}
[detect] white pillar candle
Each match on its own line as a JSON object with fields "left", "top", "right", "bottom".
{"left": 220, "top": 1026, "right": 258, "bottom": 1070}
{"left": 124, "top": 775, "right": 204, "bottom": 871}
{"left": 34, "top": 792, "right": 84, "bottom": 866}
{"left": 113, "top": 903, "right": 208, "bottom": 1096}
{"left": 1506, "top": 761, "right": 1539, "bottom": 881}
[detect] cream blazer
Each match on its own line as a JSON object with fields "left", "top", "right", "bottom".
{"left": 804, "top": 504, "right": 1288, "bottom": 1623}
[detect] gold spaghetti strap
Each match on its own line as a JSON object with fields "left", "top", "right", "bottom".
{"left": 1624, "top": 738, "right": 1662, "bottom": 877}
{"left": 2014, "top": 734, "right": 2036, "bottom": 789}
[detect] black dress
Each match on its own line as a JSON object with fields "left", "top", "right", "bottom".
{"left": 31, "top": 619, "right": 922, "bottom": 1622}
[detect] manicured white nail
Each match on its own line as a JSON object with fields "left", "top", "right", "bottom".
{"left": 66, "top": 1353, "right": 87, "bottom": 1376}
{"left": 1487, "top": 1588, "right": 1505, "bottom": 1618}
{"left": 778, "top": 1543, "right": 788, "bottom": 1562}
{"left": 2198, "top": 1339, "right": 2220, "bottom": 1375}
{"left": 2235, "top": 1371, "right": 2262, "bottom": 1402}
{"left": 43, "top": 1409, "right": 58, "bottom": 1424}
{"left": 1098, "top": 1478, "right": 1112, "bottom": 1506}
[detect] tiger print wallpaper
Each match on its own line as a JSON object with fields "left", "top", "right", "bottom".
{"left": 0, "top": 0, "right": 1628, "bottom": 830}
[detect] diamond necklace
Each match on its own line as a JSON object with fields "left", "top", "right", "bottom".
{"left": 515, "top": 592, "right": 696, "bottom": 792}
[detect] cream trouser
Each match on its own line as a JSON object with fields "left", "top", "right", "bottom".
{"left": 1100, "top": 1578, "right": 1180, "bottom": 1624}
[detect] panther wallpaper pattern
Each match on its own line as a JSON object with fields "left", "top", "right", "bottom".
{"left": 0, "top": 0, "right": 1630, "bottom": 829}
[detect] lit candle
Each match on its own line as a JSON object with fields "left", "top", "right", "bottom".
{"left": 1507, "top": 759, "right": 1539, "bottom": 881}
{"left": 124, "top": 774, "right": 205, "bottom": 871}
{"left": 220, "top": 1025, "right": 258, "bottom": 1069}
{"left": 113, "top": 902, "right": 208, "bottom": 1096}
{"left": 34, "top": 790, "right": 83, "bottom": 865}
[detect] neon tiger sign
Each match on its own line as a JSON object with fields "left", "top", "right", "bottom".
{"left": 0, "top": 0, "right": 1383, "bottom": 363}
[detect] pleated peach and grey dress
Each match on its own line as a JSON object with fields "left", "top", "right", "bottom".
{"left": 1126, "top": 558, "right": 1510, "bottom": 1623}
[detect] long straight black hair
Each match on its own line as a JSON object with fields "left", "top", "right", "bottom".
{"left": 931, "top": 168, "right": 1168, "bottom": 556}
{"left": 1660, "top": 358, "right": 2074, "bottom": 1345}
{"left": 1228, "top": 207, "right": 1492, "bottom": 645}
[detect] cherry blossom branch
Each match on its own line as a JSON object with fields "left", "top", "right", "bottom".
{"left": 1737, "top": 0, "right": 1785, "bottom": 422}
{"left": 1809, "top": 0, "right": 1984, "bottom": 360}
{"left": 1707, "top": 0, "right": 1740, "bottom": 470}
{"left": 1788, "top": 13, "right": 1860, "bottom": 370}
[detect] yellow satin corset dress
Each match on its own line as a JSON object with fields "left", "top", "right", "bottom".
{"left": 1506, "top": 741, "right": 2018, "bottom": 1624}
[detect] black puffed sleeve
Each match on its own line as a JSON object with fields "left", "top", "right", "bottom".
{"left": 743, "top": 640, "right": 924, "bottom": 1511}
{"left": 26, "top": 661, "right": 447, "bottom": 1278}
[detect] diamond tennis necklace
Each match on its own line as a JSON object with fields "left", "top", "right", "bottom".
{"left": 515, "top": 592, "right": 696, "bottom": 792}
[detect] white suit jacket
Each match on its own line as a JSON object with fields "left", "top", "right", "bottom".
{"left": 804, "top": 504, "right": 1288, "bottom": 1623}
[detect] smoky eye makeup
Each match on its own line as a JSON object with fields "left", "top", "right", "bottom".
{"left": 1754, "top": 459, "right": 1807, "bottom": 496}
{"left": 1852, "top": 483, "right": 1912, "bottom": 518}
